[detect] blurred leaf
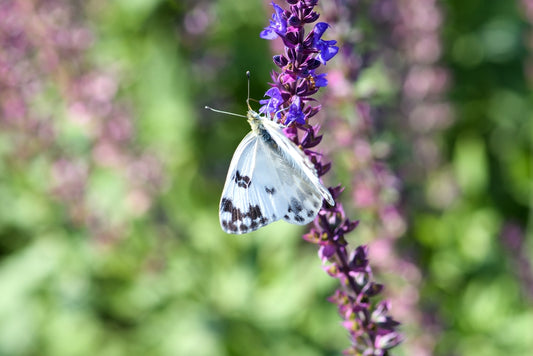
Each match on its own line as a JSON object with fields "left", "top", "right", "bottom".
{"left": 453, "top": 134, "right": 488, "bottom": 196}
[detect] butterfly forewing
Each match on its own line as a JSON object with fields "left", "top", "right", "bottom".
{"left": 220, "top": 132, "right": 270, "bottom": 234}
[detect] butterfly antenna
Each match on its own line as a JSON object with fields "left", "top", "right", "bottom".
{"left": 204, "top": 106, "right": 247, "bottom": 118}
{"left": 246, "top": 71, "right": 253, "bottom": 111}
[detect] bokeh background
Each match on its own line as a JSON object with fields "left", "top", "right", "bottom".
{"left": 0, "top": 0, "right": 531, "bottom": 355}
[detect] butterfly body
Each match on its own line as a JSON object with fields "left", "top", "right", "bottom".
{"left": 219, "top": 109, "right": 334, "bottom": 234}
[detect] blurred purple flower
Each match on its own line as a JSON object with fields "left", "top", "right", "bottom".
{"left": 501, "top": 222, "right": 533, "bottom": 298}
{"left": 0, "top": 0, "right": 163, "bottom": 239}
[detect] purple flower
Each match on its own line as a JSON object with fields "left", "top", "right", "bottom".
{"left": 259, "top": 87, "right": 283, "bottom": 115}
{"left": 284, "top": 97, "right": 305, "bottom": 125}
{"left": 313, "top": 22, "right": 339, "bottom": 64}
{"left": 309, "top": 70, "right": 328, "bottom": 88}
{"left": 260, "top": 2, "right": 287, "bottom": 40}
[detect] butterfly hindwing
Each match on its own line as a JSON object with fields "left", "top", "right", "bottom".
{"left": 258, "top": 128, "right": 324, "bottom": 225}
{"left": 261, "top": 118, "right": 334, "bottom": 206}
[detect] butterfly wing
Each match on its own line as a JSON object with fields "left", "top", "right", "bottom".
{"left": 258, "top": 138, "right": 325, "bottom": 225}
{"left": 219, "top": 131, "right": 276, "bottom": 234}
{"left": 261, "top": 119, "right": 334, "bottom": 207}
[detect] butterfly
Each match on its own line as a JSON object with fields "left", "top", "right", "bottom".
{"left": 207, "top": 73, "right": 334, "bottom": 234}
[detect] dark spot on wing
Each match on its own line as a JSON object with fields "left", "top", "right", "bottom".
{"left": 259, "top": 127, "right": 272, "bottom": 142}
{"left": 233, "top": 170, "right": 251, "bottom": 189}
{"left": 258, "top": 127, "right": 278, "bottom": 150}
{"left": 265, "top": 186, "right": 276, "bottom": 195}
{"left": 220, "top": 198, "right": 269, "bottom": 234}
{"left": 282, "top": 197, "right": 317, "bottom": 224}
{"left": 294, "top": 215, "right": 304, "bottom": 223}
{"left": 221, "top": 198, "right": 233, "bottom": 213}
{"left": 289, "top": 197, "right": 303, "bottom": 213}
{"left": 249, "top": 205, "right": 262, "bottom": 220}
{"left": 226, "top": 220, "right": 238, "bottom": 233}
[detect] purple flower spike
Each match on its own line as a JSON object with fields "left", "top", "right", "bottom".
{"left": 259, "top": 2, "right": 401, "bottom": 354}
{"left": 259, "top": 5, "right": 339, "bottom": 129}
{"left": 260, "top": 2, "right": 287, "bottom": 40}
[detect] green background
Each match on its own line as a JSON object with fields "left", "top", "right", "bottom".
{"left": 0, "top": 0, "right": 531, "bottom": 355}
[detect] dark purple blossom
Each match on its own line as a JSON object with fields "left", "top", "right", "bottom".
{"left": 260, "top": 1, "right": 401, "bottom": 354}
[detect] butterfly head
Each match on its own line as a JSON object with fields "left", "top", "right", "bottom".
{"left": 246, "top": 107, "right": 263, "bottom": 130}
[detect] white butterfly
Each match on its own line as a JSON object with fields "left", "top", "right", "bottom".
{"left": 207, "top": 74, "right": 334, "bottom": 234}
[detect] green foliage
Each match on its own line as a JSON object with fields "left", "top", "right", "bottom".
{"left": 0, "top": 0, "right": 531, "bottom": 355}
